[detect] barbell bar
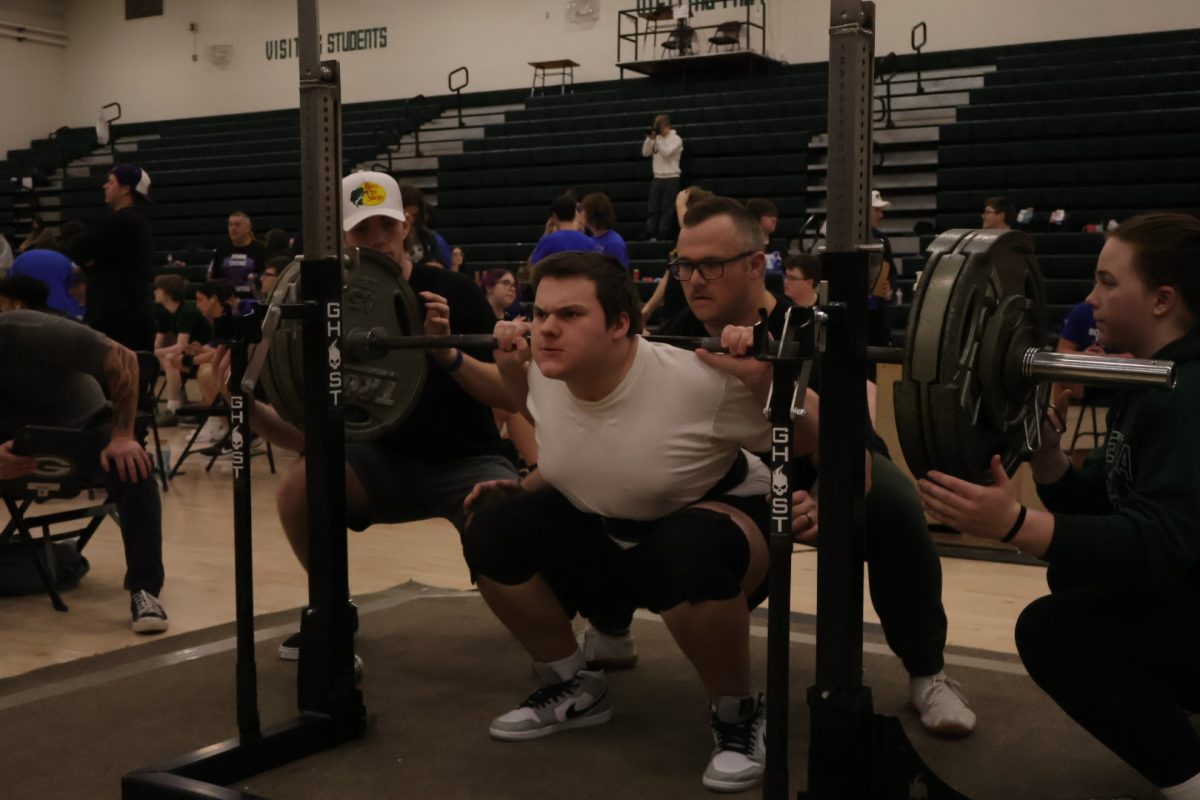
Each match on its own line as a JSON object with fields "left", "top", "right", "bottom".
{"left": 343, "top": 325, "right": 1176, "bottom": 391}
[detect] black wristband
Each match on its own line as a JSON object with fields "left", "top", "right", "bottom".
{"left": 438, "top": 348, "right": 464, "bottom": 374}
{"left": 1002, "top": 505, "right": 1028, "bottom": 543}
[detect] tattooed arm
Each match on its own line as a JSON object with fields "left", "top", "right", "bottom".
{"left": 99, "top": 339, "right": 153, "bottom": 482}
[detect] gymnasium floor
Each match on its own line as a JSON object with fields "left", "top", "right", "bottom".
{"left": 0, "top": 398, "right": 1130, "bottom": 799}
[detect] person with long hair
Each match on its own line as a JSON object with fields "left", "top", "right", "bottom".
{"left": 481, "top": 268, "right": 538, "bottom": 468}
{"left": 919, "top": 212, "right": 1200, "bottom": 800}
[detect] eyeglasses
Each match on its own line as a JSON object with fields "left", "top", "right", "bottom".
{"left": 668, "top": 250, "right": 757, "bottom": 281}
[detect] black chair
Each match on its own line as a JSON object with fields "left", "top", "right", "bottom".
{"left": 1068, "top": 388, "right": 1112, "bottom": 453}
{"left": 0, "top": 426, "right": 117, "bottom": 611}
{"left": 662, "top": 21, "right": 695, "bottom": 57}
{"left": 135, "top": 351, "right": 170, "bottom": 492}
{"left": 171, "top": 397, "right": 276, "bottom": 478}
{"left": 708, "top": 20, "right": 745, "bottom": 52}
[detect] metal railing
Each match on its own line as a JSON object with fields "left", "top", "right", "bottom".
{"left": 448, "top": 66, "right": 469, "bottom": 128}
{"left": 617, "top": 1, "right": 767, "bottom": 63}
{"left": 874, "top": 51, "right": 898, "bottom": 129}
{"left": 911, "top": 20, "right": 927, "bottom": 94}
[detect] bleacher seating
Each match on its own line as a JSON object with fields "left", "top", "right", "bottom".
{"left": 918, "top": 28, "right": 1200, "bottom": 332}
{"left": 1, "top": 26, "right": 1197, "bottom": 345}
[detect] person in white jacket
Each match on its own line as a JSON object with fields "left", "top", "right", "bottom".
{"left": 641, "top": 114, "right": 683, "bottom": 241}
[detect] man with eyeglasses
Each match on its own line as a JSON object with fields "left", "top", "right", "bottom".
{"left": 980, "top": 196, "right": 1015, "bottom": 231}
{"left": 575, "top": 195, "right": 978, "bottom": 739}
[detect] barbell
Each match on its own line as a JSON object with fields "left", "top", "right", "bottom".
{"left": 251, "top": 233, "right": 1175, "bottom": 480}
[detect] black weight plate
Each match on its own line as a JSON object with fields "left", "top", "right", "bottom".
{"left": 256, "top": 249, "right": 429, "bottom": 441}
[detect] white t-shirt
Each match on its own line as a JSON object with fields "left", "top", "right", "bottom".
{"left": 527, "top": 338, "right": 770, "bottom": 520}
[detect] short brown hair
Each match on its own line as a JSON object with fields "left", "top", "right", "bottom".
{"left": 745, "top": 198, "right": 778, "bottom": 220}
{"left": 1108, "top": 212, "right": 1200, "bottom": 318}
{"left": 579, "top": 192, "right": 616, "bottom": 231}
{"left": 784, "top": 254, "right": 820, "bottom": 283}
{"left": 983, "top": 196, "right": 1015, "bottom": 226}
{"left": 532, "top": 251, "right": 642, "bottom": 337}
{"left": 154, "top": 273, "right": 188, "bottom": 303}
{"left": 682, "top": 195, "right": 765, "bottom": 251}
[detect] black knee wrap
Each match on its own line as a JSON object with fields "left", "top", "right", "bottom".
{"left": 460, "top": 498, "right": 538, "bottom": 586}
{"left": 636, "top": 508, "right": 750, "bottom": 613}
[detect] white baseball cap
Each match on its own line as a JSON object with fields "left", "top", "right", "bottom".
{"left": 871, "top": 190, "right": 891, "bottom": 209}
{"left": 342, "top": 171, "right": 406, "bottom": 231}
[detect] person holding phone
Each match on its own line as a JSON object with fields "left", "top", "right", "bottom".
{"left": 641, "top": 114, "right": 683, "bottom": 242}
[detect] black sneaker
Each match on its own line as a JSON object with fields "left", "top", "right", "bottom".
{"left": 130, "top": 590, "right": 169, "bottom": 634}
{"left": 703, "top": 694, "right": 766, "bottom": 792}
{"left": 278, "top": 600, "right": 359, "bottom": 661}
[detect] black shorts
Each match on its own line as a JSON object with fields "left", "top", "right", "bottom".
{"left": 462, "top": 486, "right": 770, "bottom": 618}
{"left": 345, "top": 442, "right": 518, "bottom": 533}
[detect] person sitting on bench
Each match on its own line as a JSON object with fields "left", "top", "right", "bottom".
{"left": 0, "top": 309, "right": 167, "bottom": 632}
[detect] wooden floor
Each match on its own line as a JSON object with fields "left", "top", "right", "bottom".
{"left": 0, "top": 418, "right": 1066, "bottom": 681}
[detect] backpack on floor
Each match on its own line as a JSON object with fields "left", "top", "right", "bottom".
{"left": 0, "top": 539, "right": 90, "bottom": 596}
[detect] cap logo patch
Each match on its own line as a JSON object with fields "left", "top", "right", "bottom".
{"left": 350, "top": 181, "right": 387, "bottom": 207}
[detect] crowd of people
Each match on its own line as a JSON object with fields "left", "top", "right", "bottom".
{"left": 2, "top": 109, "right": 1199, "bottom": 800}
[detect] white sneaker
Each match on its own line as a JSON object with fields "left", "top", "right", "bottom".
{"left": 489, "top": 664, "right": 613, "bottom": 741}
{"left": 909, "top": 673, "right": 976, "bottom": 737}
{"left": 703, "top": 694, "right": 766, "bottom": 792}
{"left": 194, "top": 416, "right": 229, "bottom": 446}
{"left": 577, "top": 625, "right": 638, "bottom": 670}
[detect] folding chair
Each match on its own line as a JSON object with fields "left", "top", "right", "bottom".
{"left": 662, "top": 22, "right": 695, "bottom": 57}
{"left": 708, "top": 20, "right": 745, "bottom": 52}
{"left": 0, "top": 426, "right": 118, "bottom": 611}
{"left": 1068, "top": 388, "right": 1111, "bottom": 453}
{"left": 171, "top": 396, "right": 276, "bottom": 478}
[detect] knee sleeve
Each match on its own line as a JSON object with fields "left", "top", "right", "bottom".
{"left": 636, "top": 508, "right": 750, "bottom": 613}
{"left": 460, "top": 496, "right": 540, "bottom": 586}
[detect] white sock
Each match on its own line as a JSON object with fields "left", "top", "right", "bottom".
{"left": 1162, "top": 771, "right": 1200, "bottom": 800}
{"left": 543, "top": 648, "right": 587, "bottom": 682}
{"left": 166, "top": 400, "right": 180, "bottom": 411}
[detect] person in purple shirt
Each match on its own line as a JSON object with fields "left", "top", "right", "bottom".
{"left": 530, "top": 193, "right": 602, "bottom": 264}
{"left": 9, "top": 247, "right": 84, "bottom": 318}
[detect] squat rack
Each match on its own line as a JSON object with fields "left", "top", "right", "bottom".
{"left": 122, "top": 1, "right": 970, "bottom": 798}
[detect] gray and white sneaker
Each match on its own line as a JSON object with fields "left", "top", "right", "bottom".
{"left": 489, "top": 664, "right": 613, "bottom": 741}
{"left": 130, "top": 590, "right": 168, "bottom": 634}
{"left": 703, "top": 695, "right": 766, "bottom": 793}
{"left": 909, "top": 673, "right": 975, "bottom": 737}
{"left": 578, "top": 625, "right": 639, "bottom": 670}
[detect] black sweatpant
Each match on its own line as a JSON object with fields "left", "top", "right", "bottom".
{"left": 1016, "top": 575, "right": 1200, "bottom": 788}
{"left": 862, "top": 455, "right": 947, "bottom": 678}
{"left": 94, "top": 421, "right": 164, "bottom": 595}
{"left": 644, "top": 176, "right": 680, "bottom": 241}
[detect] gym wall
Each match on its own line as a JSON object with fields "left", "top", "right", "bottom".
{"left": 0, "top": 0, "right": 1196, "bottom": 154}
{"left": 0, "top": 0, "right": 68, "bottom": 156}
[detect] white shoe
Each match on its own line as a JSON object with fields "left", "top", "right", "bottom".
{"left": 703, "top": 695, "right": 766, "bottom": 792}
{"left": 577, "top": 625, "right": 638, "bottom": 670}
{"left": 489, "top": 664, "right": 613, "bottom": 741}
{"left": 194, "top": 416, "right": 229, "bottom": 446}
{"left": 909, "top": 673, "right": 976, "bottom": 737}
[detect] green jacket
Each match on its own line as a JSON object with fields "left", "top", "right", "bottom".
{"left": 1038, "top": 327, "right": 1200, "bottom": 588}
